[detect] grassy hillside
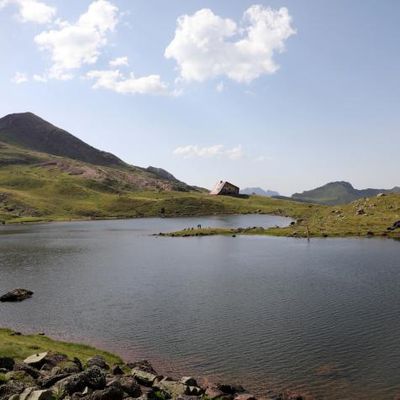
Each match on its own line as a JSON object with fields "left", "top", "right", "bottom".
{"left": 163, "top": 194, "right": 400, "bottom": 239}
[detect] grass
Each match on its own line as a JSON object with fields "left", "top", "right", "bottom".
{"left": 161, "top": 194, "right": 400, "bottom": 239}
{"left": 0, "top": 328, "right": 122, "bottom": 365}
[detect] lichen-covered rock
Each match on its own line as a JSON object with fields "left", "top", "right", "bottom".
{"left": 131, "top": 369, "right": 158, "bottom": 387}
{"left": 13, "top": 363, "right": 41, "bottom": 380}
{"left": 56, "top": 366, "right": 106, "bottom": 395}
{"left": 5, "top": 371, "right": 36, "bottom": 387}
{"left": 128, "top": 361, "right": 157, "bottom": 375}
{"left": 87, "top": 356, "right": 109, "bottom": 371}
{"left": 0, "top": 380, "right": 27, "bottom": 400}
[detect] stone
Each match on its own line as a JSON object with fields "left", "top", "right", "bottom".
{"left": 0, "top": 357, "right": 15, "bottom": 371}
{"left": 18, "top": 387, "right": 36, "bottom": 400}
{"left": 23, "top": 353, "right": 48, "bottom": 368}
{"left": 0, "top": 289, "right": 33, "bottom": 302}
{"left": 216, "top": 384, "right": 245, "bottom": 395}
{"left": 90, "top": 386, "right": 124, "bottom": 400}
{"left": 131, "top": 369, "right": 158, "bottom": 387}
{"left": 13, "top": 363, "right": 41, "bottom": 380}
{"left": 111, "top": 366, "right": 124, "bottom": 376}
{"left": 184, "top": 386, "right": 203, "bottom": 396}
{"left": 155, "top": 378, "right": 186, "bottom": 398}
{"left": 0, "top": 380, "right": 26, "bottom": 399}
{"left": 127, "top": 361, "right": 157, "bottom": 375}
{"left": 26, "top": 389, "right": 54, "bottom": 400}
{"left": 87, "top": 356, "right": 109, "bottom": 371}
{"left": 234, "top": 395, "right": 256, "bottom": 400}
{"left": 6, "top": 371, "right": 36, "bottom": 386}
{"left": 56, "top": 366, "right": 106, "bottom": 395}
{"left": 205, "top": 387, "right": 232, "bottom": 400}
{"left": 117, "top": 376, "right": 141, "bottom": 397}
{"left": 39, "top": 373, "right": 70, "bottom": 389}
{"left": 180, "top": 378, "right": 197, "bottom": 387}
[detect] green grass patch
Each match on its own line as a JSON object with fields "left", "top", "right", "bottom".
{"left": 0, "top": 328, "right": 122, "bottom": 365}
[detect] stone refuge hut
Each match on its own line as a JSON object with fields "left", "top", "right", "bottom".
{"left": 210, "top": 181, "right": 240, "bottom": 196}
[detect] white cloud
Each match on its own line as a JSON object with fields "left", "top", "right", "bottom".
{"left": 165, "top": 5, "right": 295, "bottom": 83}
{"left": 173, "top": 144, "right": 244, "bottom": 160}
{"left": 33, "top": 73, "right": 47, "bottom": 82}
{"left": 109, "top": 56, "right": 129, "bottom": 68}
{"left": 86, "top": 69, "right": 168, "bottom": 95}
{"left": 0, "top": 0, "right": 56, "bottom": 24}
{"left": 34, "top": 0, "right": 119, "bottom": 79}
{"left": 12, "top": 72, "right": 28, "bottom": 84}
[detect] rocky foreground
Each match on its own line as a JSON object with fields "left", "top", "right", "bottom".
{"left": 0, "top": 347, "right": 305, "bottom": 400}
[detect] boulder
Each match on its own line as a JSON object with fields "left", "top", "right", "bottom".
{"left": 23, "top": 353, "right": 48, "bottom": 368}
{"left": 90, "top": 386, "right": 124, "bottom": 400}
{"left": 180, "top": 378, "right": 197, "bottom": 387}
{"left": 39, "top": 373, "right": 70, "bottom": 389}
{"left": 87, "top": 356, "right": 109, "bottom": 371}
{"left": 154, "top": 378, "right": 186, "bottom": 398}
{"left": 26, "top": 390, "right": 53, "bottom": 400}
{"left": 5, "top": 371, "right": 36, "bottom": 386}
{"left": 0, "top": 380, "right": 26, "bottom": 399}
{"left": 116, "top": 376, "right": 141, "bottom": 397}
{"left": 216, "top": 384, "right": 245, "bottom": 395}
{"left": 131, "top": 369, "right": 158, "bottom": 387}
{"left": 13, "top": 363, "right": 41, "bottom": 380}
{"left": 111, "top": 366, "right": 124, "bottom": 376}
{"left": 0, "top": 357, "right": 15, "bottom": 371}
{"left": 0, "top": 289, "right": 33, "bottom": 302}
{"left": 205, "top": 387, "right": 232, "bottom": 400}
{"left": 56, "top": 366, "right": 106, "bottom": 395}
{"left": 127, "top": 361, "right": 157, "bottom": 375}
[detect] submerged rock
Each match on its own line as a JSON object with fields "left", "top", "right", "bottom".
{"left": 0, "top": 289, "right": 33, "bottom": 302}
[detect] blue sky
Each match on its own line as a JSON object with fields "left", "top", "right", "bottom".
{"left": 0, "top": 0, "right": 399, "bottom": 195}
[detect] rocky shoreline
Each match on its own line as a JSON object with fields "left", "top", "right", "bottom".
{"left": 0, "top": 330, "right": 307, "bottom": 400}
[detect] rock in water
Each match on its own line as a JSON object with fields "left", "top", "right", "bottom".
{"left": 0, "top": 288, "right": 33, "bottom": 302}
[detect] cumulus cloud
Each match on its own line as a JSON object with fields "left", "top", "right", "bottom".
{"left": 109, "top": 56, "right": 129, "bottom": 68}
{"left": 165, "top": 5, "right": 295, "bottom": 83}
{"left": 34, "top": 0, "right": 119, "bottom": 79}
{"left": 0, "top": 0, "right": 56, "bottom": 24}
{"left": 86, "top": 69, "right": 168, "bottom": 95}
{"left": 173, "top": 144, "right": 244, "bottom": 160}
{"left": 12, "top": 72, "right": 28, "bottom": 83}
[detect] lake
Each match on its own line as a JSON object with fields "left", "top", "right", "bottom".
{"left": 0, "top": 215, "right": 399, "bottom": 399}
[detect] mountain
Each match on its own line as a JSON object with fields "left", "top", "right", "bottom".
{"left": 0, "top": 112, "right": 193, "bottom": 193}
{"left": 0, "top": 112, "right": 125, "bottom": 167}
{"left": 292, "top": 181, "right": 400, "bottom": 205}
{"left": 240, "top": 187, "right": 280, "bottom": 197}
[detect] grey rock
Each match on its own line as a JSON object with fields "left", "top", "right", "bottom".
{"left": 90, "top": 386, "right": 124, "bottom": 400}
{"left": 13, "top": 363, "right": 41, "bottom": 380}
{"left": 87, "top": 357, "right": 109, "bottom": 371}
{"left": 131, "top": 369, "right": 158, "bottom": 387}
{"left": 127, "top": 361, "right": 156, "bottom": 375}
{"left": 26, "top": 389, "right": 54, "bottom": 400}
{"left": 111, "top": 366, "right": 124, "bottom": 376}
{"left": 0, "top": 380, "right": 26, "bottom": 400}
{"left": 56, "top": 366, "right": 106, "bottom": 395}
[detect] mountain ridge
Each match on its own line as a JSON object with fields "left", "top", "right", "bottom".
{"left": 240, "top": 187, "right": 280, "bottom": 197}
{"left": 292, "top": 181, "right": 400, "bottom": 205}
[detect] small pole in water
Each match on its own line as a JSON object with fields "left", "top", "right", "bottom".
{"left": 306, "top": 223, "right": 310, "bottom": 242}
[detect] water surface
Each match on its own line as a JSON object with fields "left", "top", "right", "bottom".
{"left": 0, "top": 215, "right": 399, "bottom": 399}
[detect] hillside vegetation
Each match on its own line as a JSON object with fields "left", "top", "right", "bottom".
{"left": 162, "top": 193, "right": 400, "bottom": 239}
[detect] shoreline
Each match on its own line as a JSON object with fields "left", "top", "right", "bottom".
{"left": 0, "top": 327, "right": 308, "bottom": 400}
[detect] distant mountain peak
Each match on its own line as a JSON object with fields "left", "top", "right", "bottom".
{"left": 292, "top": 181, "right": 399, "bottom": 205}
{"left": 240, "top": 187, "right": 280, "bottom": 197}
